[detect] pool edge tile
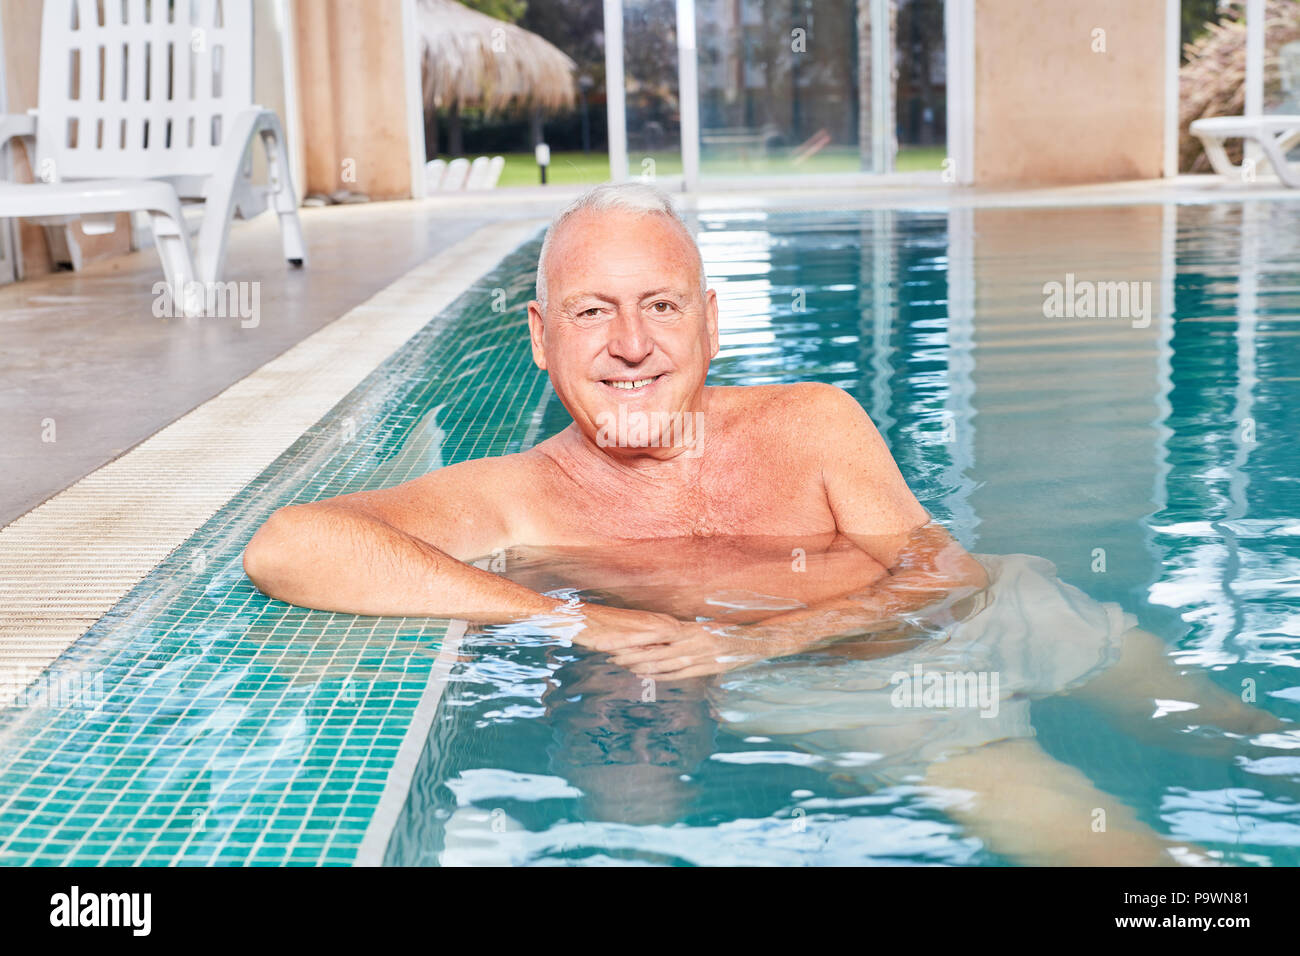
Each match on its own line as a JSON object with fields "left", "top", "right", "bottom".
{"left": 0, "top": 218, "right": 549, "bottom": 708}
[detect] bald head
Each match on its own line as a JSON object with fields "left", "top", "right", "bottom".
{"left": 535, "top": 182, "right": 706, "bottom": 312}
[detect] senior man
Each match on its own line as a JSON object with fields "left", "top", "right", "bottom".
{"left": 244, "top": 183, "right": 1286, "bottom": 865}
{"left": 243, "top": 182, "right": 982, "bottom": 674}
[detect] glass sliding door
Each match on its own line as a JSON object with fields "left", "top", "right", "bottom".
{"left": 1264, "top": 0, "right": 1300, "bottom": 163}
{"left": 607, "top": 0, "right": 954, "bottom": 186}
{"left": 622, "top": 0, "right": 684, "bottom": 182}
{"left": 694, "top": 0, "right": 868, "bottom": 178}
{"left": 685, "top": 0, "right": 946, "bottom": 182}
{"left": 893, "top": 0, "right": 947, "bottom": 173}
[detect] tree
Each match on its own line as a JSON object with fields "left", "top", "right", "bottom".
{"left": 459, "top": 0, "right": 527, "bottom": 23}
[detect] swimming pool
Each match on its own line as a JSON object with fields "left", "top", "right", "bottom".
{"left": 2, "top": 199, "right": 1298, "bottom": 865}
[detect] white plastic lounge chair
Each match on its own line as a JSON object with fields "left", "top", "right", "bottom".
{"left": 475, "top": 155, "right": 504, "bottom": 189}
{"left": 464, "top": 156, "right": 490, "bottom": 190}
{"left": 0, "top": 0, "right": 305, "bottom": 299}
{"left": 464, "top": 156, "right": 505, "bottom": 190}
{"left": 1190, "top": 115, "right": 1300, "bottom": 188}
{"left": 424, "top": 158, "right": 447, "bottom": 192}
{"left": 440, "top": 157, "right": 470, "bottom": 191}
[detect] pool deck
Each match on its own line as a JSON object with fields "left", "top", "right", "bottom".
{"left": 0, "top": 211, "right": 549, "bottom": 704}
{"left": 2, "top": 172, "right": 1299, "bottom": 703}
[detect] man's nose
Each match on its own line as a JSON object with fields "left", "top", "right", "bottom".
{"left": 606, "top": 306, "right": 654, "bottom": 365}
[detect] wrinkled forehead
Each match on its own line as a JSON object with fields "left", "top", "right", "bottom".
{"left": 543, "top": 209, "right": 705, "bottom": 297}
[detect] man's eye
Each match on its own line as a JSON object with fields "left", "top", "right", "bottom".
{"left": 651, "top": 301, "right": 673, "bottom": 313}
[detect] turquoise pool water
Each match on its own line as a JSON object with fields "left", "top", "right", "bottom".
{"left": 3, "top": 201, "right": 1300, "bottom": 865}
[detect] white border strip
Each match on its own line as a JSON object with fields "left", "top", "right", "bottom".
{"left": 1163, "top": 0, "right": 1180, "bottom": 179}
{"left": 945, "top": 0, "right": 976, "bottom": 185}
{"left": 603, "top": 0, "right": 628, "bottom": 183}
{"left": 354, "top": 616, "right": 471, "bottom": 866}
{"left": 0, "top": 218, "right": 547, "bottom": 707}
{"left": 401, "top": 0, "right": 428, "bottom": 198}
{"left": 676, "top": 0, "right": 700, "bottom": 192}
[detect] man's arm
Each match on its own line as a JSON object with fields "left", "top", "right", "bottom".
{"left": 747, "top": 386, "right": 987, "bottom": 643}
{"left": 610, "top": 386, "right": 987, "bottom": 676}
{"left": 736, "top": 522, "right": 987, "bottom": 650}
{"left": 242, "top": 456, "right": 685, "bottom": 649}
{"left": 243, "top": 456, "right": 556, "bottom": 620}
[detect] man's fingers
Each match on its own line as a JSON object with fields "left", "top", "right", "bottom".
{"left": 609, "top": 643, "right": 689, "bottom": 666}
{"left": 588, "top": 628, "right": 676, "bottom": 652}
{"left": 646, "top": 663, "right": 723, "bottom": 680}
{"left": 626, "top": 655, "right": 697, "bottom": 675}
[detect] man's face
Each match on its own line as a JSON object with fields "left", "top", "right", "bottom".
{"left": 527, "top": 209, "right": 719, "bottom": 458}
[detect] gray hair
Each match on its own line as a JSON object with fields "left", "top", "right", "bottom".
{"left": 535, "top": 181, "right": 706, "bottom": 310}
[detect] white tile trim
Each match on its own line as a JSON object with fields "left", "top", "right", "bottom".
{"left": 0, "top": 218, "right": 547, "bottom": 708}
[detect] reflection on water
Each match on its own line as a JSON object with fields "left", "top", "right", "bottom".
{"left": 389, "top": 202, "right": 1300, "bottom": 866}
{"left": 3, "top": 202, "right": 1300, "bottom": 866}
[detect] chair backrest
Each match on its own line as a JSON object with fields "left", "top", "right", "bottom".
{"left": 424, "top": 157, "right": 446, "bottom": 192}
{"left": 464, "top": 155, "right": 489, "bottom": 190}
{"left": 36, "top": 0, "right": 253, "bottom": 183}
{"left": 441, "top": 157, "right": 469, "bottom": 190}
{"left": 485, "top": 155, "right": 504, "bottom": 188}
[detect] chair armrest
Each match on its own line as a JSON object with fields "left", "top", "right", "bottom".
{"left": 0, "top": 110, "right": 37, "bottom": 147}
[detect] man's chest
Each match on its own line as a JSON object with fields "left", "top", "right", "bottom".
{"left": 525, "top": 457, "right": 835, "bottom": 543}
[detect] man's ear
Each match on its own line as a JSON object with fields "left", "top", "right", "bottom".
{"left": 705, "top": 288, "right": 720, "bottom": 359}
{"left": 526, "top": 301, "right": 548, "bottom": 370}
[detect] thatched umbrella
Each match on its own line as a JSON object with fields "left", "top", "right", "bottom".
{"left": 1180, "top": 0, "right": 1300, "bottom": 172}
{"left": 419, "top": 0, "right": 577, "bottom": 156}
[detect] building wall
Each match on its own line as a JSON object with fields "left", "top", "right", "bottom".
{"left": 973, "top": 0, "right": 1167, "bottom": 185}
{"left": 294, "top": 0, "right": 413, "bottom": 200}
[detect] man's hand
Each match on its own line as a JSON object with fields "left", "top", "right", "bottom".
{"left": 594, "top": 523, "right": 987, "bottom": 680}
{"left": 605, "top": 616, "right": 916, "bottom": 679}
{"left": 604, "top": 621, "right": 770, "bottom": 679}
{"left": 569, "top": 606, "right": 783, "bottom": 677}
{"left": 570, "top": 603, "right": 692, "bottom": 653}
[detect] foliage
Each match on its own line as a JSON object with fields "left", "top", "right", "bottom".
{"left": 1179, "top": 0, "right": 1300, "bottom": 172}
{"left": 458, "top": 0, "right": 528, "bottom": 23}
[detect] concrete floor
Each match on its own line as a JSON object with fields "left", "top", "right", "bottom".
{"left": 3, "top": 174, "right": 1298, "bottom": 527}
{"left": 0, "top": 192, "right": 578, "bottom": 526}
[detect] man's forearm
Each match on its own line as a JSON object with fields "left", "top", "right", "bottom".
{"left": 743, "top": 568, "right": 978, "bottom": 652}
{"left": 739, "top": 526, "right": 989, "bottom": 655}
{"left": 243, "top": 502, "right": 564, "bottom": 621}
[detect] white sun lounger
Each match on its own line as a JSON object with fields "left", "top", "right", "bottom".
{"left": 424, "top": 158, "right": 447, "bottom": 192}
{"left": 1190, "top": 114, "right": 1300, "bottom": 187}
{"left": 463, "top": 155, "right": 505, "bottom": 190}
{"left": 0, "top": 0, "right": 305, "bottom": 302}
{"left": 440, "top": 157, "right": 471, "bottom": 191}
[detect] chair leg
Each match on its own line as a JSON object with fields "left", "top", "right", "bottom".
{"left": 1199, "top": 135, "right": 1244, "bottom": 180}
{"left": 148, "top": 209, "right": 200, "bottom": 316}
{"left": 195, "top": 169, "right": 238, "bottom": 286}
{"left": 1260, "top": 133, "right": 1300, "bottom": 188}
{"left": 197, "top": 110, "right": 306, "bottom": 283}
{"left": 259, "top": 124, "right": 307, "bottom": 267}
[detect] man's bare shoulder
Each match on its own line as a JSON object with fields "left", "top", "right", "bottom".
{"left": 333, "top": 451, "right": 545, "bottom": 559}
{"left": 397, "top": 450, "right": 542, "bottom": 497}
{"left": 714, "top": 382, "right": 873, "bottom": 442}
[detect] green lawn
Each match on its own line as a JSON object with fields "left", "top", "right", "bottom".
{"left": 433, "top": 144, "right": 947, "bottom": 188}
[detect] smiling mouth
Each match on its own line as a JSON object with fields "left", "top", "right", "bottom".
{"left": 600, "top": 373, "right": 666, "bottom": 392}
